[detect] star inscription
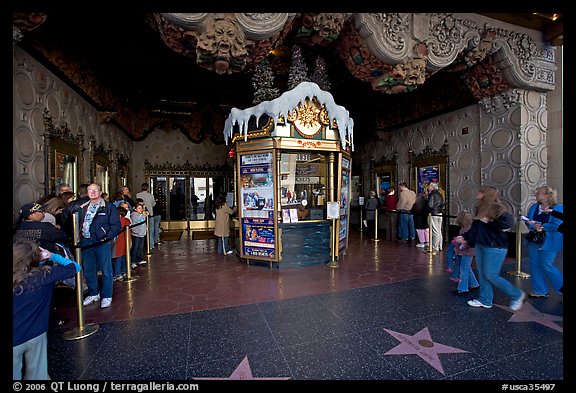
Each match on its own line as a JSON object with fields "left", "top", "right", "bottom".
{"left": 384, "top": 327, "right": 468, "bottom": 375}
{"left": 193, "top": 356, "right": 291, "bottom": 380}
{"left": 495, "top": 302, "right": 563, "bottom": 333}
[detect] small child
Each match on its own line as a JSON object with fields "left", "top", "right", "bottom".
{"left": 113, "top": 206, "right": 131, "bottom": 281}
{"left": 453, "top": 211, "right": 479, "bottom": 295}
{"left": 130, "top": 203, "right": 147, "bottom": 266}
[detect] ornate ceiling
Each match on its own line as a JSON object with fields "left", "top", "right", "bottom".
{"left": 13, "top": 12, "right": 561, "bottom": 142}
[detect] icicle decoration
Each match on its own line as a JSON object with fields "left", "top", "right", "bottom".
{"left": 223, "top": 82, "right": 354, "bottom": 151}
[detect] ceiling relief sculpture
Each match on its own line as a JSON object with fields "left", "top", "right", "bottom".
{"left": 13, "top": 12, "right": 558, "bottom": 139}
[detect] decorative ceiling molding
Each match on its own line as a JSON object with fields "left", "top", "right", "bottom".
{"left": 14, "top": 12, "right": 558, "bottom": 139}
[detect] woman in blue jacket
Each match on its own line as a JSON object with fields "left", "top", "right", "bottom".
{"left": 524, "top": 186, "right": 563, "bottom": 298}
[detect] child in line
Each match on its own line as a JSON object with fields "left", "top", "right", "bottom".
{"left": 130, "top": 203, "right": 148, "bottom": 266}
{"left": 113, "top": 206, "right": 131, "bottom": 281}
{"left": 13, "top": 239, "right": 81, "bottom": 379}
{"left": 453, "top": 210, "right": 479, "bottom": 295}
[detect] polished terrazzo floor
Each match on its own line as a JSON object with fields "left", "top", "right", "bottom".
{"left": 47, "top": 229, "right": 565, "bottom": 384}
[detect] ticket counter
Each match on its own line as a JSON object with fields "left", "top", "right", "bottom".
{"left": 223, "top": 82, "right": 354, "bottom": 268}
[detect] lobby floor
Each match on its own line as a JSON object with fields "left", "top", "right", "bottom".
{"left": 47, "top": 229, "right": 565, "bottom": 384}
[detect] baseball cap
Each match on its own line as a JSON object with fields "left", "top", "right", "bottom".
{"left": 20, "top": 203, "right": 44, "bottom": 219}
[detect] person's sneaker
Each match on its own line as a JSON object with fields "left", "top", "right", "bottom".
{"left": 83, "top": 294, "right": 100, "bottom": 306}
{"left": 467, "top": 299, "right": 492, "bottom": 309}
{"left": 100, "top": 298, "right": 112, "bottom": 308}
{"left": 225, "top": 250, "right": 234, "bottom": 255}
{"left": 509, "top": 290, "right": 526, "bottom": 311}
{"left": 138, "top": 260, "right": 147, "bottom": 264}
{"left": 113, "top": 275, "right": 123, "bottom": 282}
{"left": 528, "top": 291, "right": 549, "bottom": 298}
{"left": 131, "top": 263, "right": 138, "bottom": 269}
{"left": 416, "top": 243, "right": 426, "bottom": 248}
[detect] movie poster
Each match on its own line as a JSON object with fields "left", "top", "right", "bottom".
{"left": 417, "top": 165, "right": 440, "bottom": 194}
{"left": 239, "top": 152, "right": 276, "bottom": 259}
{"left": 339, "top": 157, "right": 350, "bottom": 250}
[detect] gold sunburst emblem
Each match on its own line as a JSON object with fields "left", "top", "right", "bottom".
{"left": 293, "top": 99, "right": 322, "bottom": 138}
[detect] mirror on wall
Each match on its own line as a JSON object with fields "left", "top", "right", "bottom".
{"left": 373, "top": 161, "right": 397, "bottom": 203}
{"left": 43, "top": 109, "right": 84, "bottom": 196}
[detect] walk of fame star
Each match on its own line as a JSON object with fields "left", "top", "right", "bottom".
{"left": 193, "top": 356, "right": 291, "bottom": 380}
{"left": 384, "top": 327, "right": 468, "bottom": 375}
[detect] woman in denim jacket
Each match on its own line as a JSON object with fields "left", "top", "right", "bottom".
{"left": 524, "top": 186, "right": 563, "bottom": 298}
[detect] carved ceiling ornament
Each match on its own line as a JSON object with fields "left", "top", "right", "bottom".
{"left": 16, "top": 13, "right": 557, "bottom": 139}
{"left": 296, "top": 13, "right": 352, "bottom": 45}
{"left": 463, "top": 56, "right": 510, "bottom": 100}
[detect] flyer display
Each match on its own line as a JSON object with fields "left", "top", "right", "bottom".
{"left": 240, "top": 152, "right": 276, "bottom": 260}
{"left": 339, "top": 157, "right": 350, "bottom": 250}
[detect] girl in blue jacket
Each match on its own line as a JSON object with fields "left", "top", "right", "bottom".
{"left": 13, "top": 238, "right": 81, "bottom": 380}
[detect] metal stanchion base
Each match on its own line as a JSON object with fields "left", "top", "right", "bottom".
{"left": 507, "top": 271, "right": 531, "bottom": 279}
{"left": 327, "top": 259, "right": 339, "bottom": 268}
{"left": 63, "top": 323, "right": 99, "bottom": 341}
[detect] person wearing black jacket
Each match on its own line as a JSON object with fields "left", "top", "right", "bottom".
{"left": 426, "top": 181, "right": 444, "bottom": 254}
{"left": 458, "top": 185, "right": 526, "bottom": 311}
{"left": 13, "top": 203, "right": 69, "bottom": 253}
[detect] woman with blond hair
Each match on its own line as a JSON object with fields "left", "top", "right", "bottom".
{"left": 460, "top": 186, "right": 525, "bottom": 311}
{"left": 523, "top": 185, "right": 563, "bottom": 297}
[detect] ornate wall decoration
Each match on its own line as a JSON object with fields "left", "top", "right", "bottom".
{"left": 464, "top": 56, "right": 511, "bottom": 100}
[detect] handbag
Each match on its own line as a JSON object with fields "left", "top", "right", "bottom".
{"left": 526, "top": 230, "right": 545, "bottom": 244}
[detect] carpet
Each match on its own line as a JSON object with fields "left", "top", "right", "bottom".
{"left": 160, "top": 230, "right": 183, "bottom": 241}
{"left": 192, "top": 230, "right": 217, "bottom": 240}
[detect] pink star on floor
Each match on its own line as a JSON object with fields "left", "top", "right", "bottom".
{"left": 384, "top": 327, "right": 468, "bottom": 375}
{"left": 495, "top": 302, "right": 563, "bottom": 333}
{"left": 193, "top": 356, "right": 291, "bottom": 380}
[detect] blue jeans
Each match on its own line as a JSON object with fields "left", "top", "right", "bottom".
{"left": 153, "top": 215, "right": 161, "bottom": 244}
{"left": 528, "top": 243, "right": 563, "bottom": 295}
{"left": 80, "top": 239, "right": 114, "bottom": 299}
{"left": 147, "top": 215, "right": 158, "bottom": 249}
{"left": 445, "top": 242, "right": 456, "bottom": 271}
{"left": 457, "top": 255, "right": 479, "bottom": 292}
{"left": 131, "top": 236, "right": 145, "bottom": 263}
{"left": 113, "top": 256, "right": 126, "bottom": 276}
{"left": 397, "top": 210, "right": 415, "bottom": 240}
{"left": 217, "top": 236, "right": 231, "bottom": 254}
{"left": 474, "top": 245, "right": 522, "bottom": 306}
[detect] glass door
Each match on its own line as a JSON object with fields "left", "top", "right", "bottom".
{"left": 151, "top": 176, "right": 167, "bottom": 220}
{"left": 169, "top": 177, "right": 187, "bottom": 221}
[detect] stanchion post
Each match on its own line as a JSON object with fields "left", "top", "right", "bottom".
{"left": 124, "top": 225, "right": 137, "bottom": 282}
{"left": 145, "top": 214, "right": 153, "bottom": 256}
{"left": 373, "top": 208, "right": 379, "bottom": 241}
{"left": 63, "top": 211, "right": 99, "bottom": 340}
{"left": 507, "top": 218, "right": 530, "bottom": 279}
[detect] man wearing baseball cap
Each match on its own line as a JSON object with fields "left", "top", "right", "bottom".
{"left": 14, "top": 203, "right": 69, "bottom": 253}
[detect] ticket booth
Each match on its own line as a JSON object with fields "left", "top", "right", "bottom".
{"left": 223, "top": 82, "right": 354, "bottom": 268}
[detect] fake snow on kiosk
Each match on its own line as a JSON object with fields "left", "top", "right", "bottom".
{"left": 224, "top": 82, "right": 354, "bottom": 268}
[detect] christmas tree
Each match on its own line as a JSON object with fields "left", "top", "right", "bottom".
{"left": 310, "top": 55, "right": 331, "bottom": 91}
{"left": 287, "top": 44, "right": 310, "bottom": 90}
{"left": 252, "top": 58, "right": 280, "bottom": 105}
